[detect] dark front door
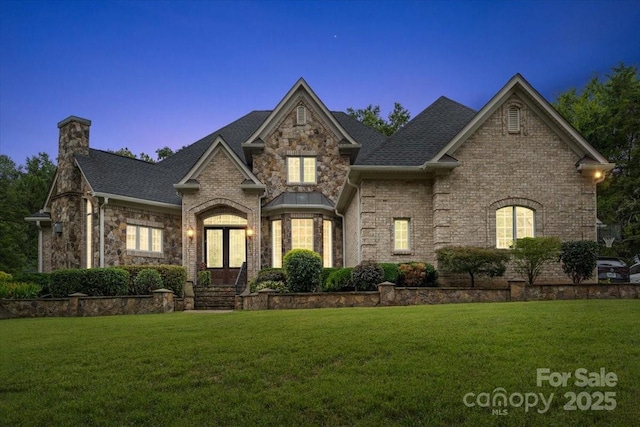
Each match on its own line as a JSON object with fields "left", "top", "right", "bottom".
{"left": 205, "top": 227, "right": 246, "bottom": 285}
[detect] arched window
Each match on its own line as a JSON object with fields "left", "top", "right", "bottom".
{"left": 496, "top": 206, "right": 534, "bottom": 248}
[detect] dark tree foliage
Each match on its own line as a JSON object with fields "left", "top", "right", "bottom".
{"left": 554, "top": 64, "right": 640, "bottom": 259}
{"left": 347, "top": 102, "right": 411, "bottom": 136}
{"left": 437, "top": 246, "right": 510, "bottom": 287}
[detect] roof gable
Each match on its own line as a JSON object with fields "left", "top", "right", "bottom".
{"left": 431, "top": 74, "right": 612, "bottom": 166}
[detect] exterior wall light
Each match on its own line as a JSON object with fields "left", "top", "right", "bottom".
{"left": 246, "top": 227, "right": 254, "bottom": 238}
{"left": 187, "top": 226, "right": 194, "bottom": 240}
{"left": 594, "top": 170, "right": 603, "bottom": 180}
{"left": 53, "top": 222, "right": 63, "bottom": 235}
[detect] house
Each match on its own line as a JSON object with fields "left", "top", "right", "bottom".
{"left": 27, "top": 74, "right": 614, "bottom": 295}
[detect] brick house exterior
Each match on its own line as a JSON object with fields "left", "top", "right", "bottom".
{"left": 28, "top": 75, "right": 613, "bottom": 290}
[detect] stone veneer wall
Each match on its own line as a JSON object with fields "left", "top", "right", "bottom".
{"left": 181, "top": 149, "right": 262, "bottom": 283}
{"left": 0, "top": 289, "right": 177, "bottom": 319}
{"left": 102, "top": 203, "right": 182, "bottom": 266}
{"left": 48, "top": 117, "right": 91, "bottom": 270}
{"left": 238, "top": 283, "right": 639, "bottom": 311}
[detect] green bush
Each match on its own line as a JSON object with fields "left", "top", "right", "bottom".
{"left": 380, "top": 263, "right": 399, "bottom": 284}
{"left": 321, "top": 268, "right": 339, "bottom": 287}
{"left": 0, "top": 271, "right": 13, "bottom": 283}
{"left": 283, "top": 249, "right": 322, "bottom": 292}
{"left": 82, "top": 268, "right": 129, "bottom": 296}
{"left": 12, "top": 272, "right": 51, "bottom": 296}
{"left": 249, "top": 268, "right": 288, "bottom": 292}
{"left": 512, "top": 237, "right": 562, "bottom": 285}
{"left": 351, "top": 260, "right": 384, "bottom": 291}
{"left": 134, "top": 269, "right": 164, "bottom": 294}
{"left": 397, "top": 262, "right": 438, "bottom": 287}
{"left": 322, "top": 268, "right": 353, "bottom": 292}
{"left": 197, "top": 270, "right": 211, "bottom": 287}
{"left": 119, "top": 265, "right": 185, "bottom": 295}
{"left": 50, "top": 269, "right": 85, "bottom": 297}
{"left": 254, "top": 280, "right": 289, "bottom": 293}
{"left": 560, "top": 241, "right": 599, "bottom": 284}
{"left": 437, "top": 246, "right": 510, "bottom": 287}
{"left": 0, "top": 282, "right": 42, "bottom": 299}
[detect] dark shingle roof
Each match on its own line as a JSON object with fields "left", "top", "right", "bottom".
{"left": 74, "top": 97, "right": 474, "bottom": 205}
{"left": 358, "top": 96, "right": 477, "bottom": 166}
{"left": 263, "top": 192, "right": 334, "bottom": 210}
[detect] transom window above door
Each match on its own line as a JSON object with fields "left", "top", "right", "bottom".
{"left": 203, "top": 214, "right": 247, "bottom": 226}
{"left": 287, "top": 157, "right": 316, "bottom": 184}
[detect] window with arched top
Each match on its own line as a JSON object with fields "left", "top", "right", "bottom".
{"left": 297, "top": 106, "right": 306, "bottom": 125}
{"left": 496, "top": 206, "right": 534, "bottom": 248}
{"left": 203, "top": 214, "right": 247, "bottom": 226}
{"left": 507, "top": 106, "right": 521, "bottom": 133}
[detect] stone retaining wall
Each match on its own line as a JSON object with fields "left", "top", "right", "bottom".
{"left": 0, "top": 289, "right": 176, "bottom": 319}
{"left": 238, "top": 282, "right": 639, "bottom": 311}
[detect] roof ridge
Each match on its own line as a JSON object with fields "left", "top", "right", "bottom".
{"left": 84, "top": 148, "right": 156, "bottom": 164}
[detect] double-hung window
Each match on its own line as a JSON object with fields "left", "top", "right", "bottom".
{"left": 291, "top": 219, "right": 314, "bottom": 251}
{"left": 126, "top": 225, "right": 163, "bottom": 253}
{"left": 496, "top": 206, "right": 534, "bottom": 248}
{"left": 287, "top": 157, "right": 316, "bottom": 184}
{"left": 394, "top": 219, "right": 410, "bottom": 252}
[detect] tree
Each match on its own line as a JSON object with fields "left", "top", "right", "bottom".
{"left": 0, "top": 153, "right": 55, "bottom": 273}
{"left": 156, "top": 146, "right": 174, "bottom": 160}
{"left": 560, "top": 241, "right": 599, "bottom": 284}
{"left": 436, "top": 246, "right": 510, "bottom": 287}
{"left": 554, "top": 64, "right": 640, "bottom": 259}
{"left": 347, "top": 102, "right": 411, "bottom": 136}
{"left": 511, "top": 237, "right": 561, "bottom": 285}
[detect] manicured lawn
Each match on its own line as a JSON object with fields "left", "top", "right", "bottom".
{"left": 1, "top": 300, "right": 638, "bottom": 426}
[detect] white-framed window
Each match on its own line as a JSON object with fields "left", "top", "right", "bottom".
{"left": 394, "top": 219, "right": 410, "bottom": 252}
{"left": 292, "top": 218, "right": 314, "bottom": 251}
{"left": 272, "top": 220, "right": 282, "bottom": 268}
{"left": 296, "top": 106, "right": 306, "bottom": 125}
{"left": 126, "top": 225, "right": 163, "bottom": 253}
{"left": 508, "top": 106, "right": 521, "bottom": 133}
{"left": 496, "top": 206, "right": 534, "bottom": 248}
{"left": 287, "top": 157, "right": 316, "bottom": 184}
{"left": 323, "top": 220, "right": 333, "bottom": 267}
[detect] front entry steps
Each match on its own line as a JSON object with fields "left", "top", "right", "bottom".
{"left": 194, "top": 285, "right": 236, "bottom": 310}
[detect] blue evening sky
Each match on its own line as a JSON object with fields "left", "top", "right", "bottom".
{"left": 1, "top": 0, "right": 639, "bottom": 165}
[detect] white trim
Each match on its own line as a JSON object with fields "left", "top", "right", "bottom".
{"left": 92, "top": 192, "right": 181, "bottom": 210}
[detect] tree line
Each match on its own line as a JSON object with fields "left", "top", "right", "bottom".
{"left": 1, "top": 64, "right": 637, "bottom": 273}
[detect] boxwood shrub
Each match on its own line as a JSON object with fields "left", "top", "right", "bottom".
{"left": 134, "top": 269, "right": 163, "bottom": 294}
{"left": 49, "top": 268, "right": 129, "bottom": 297}
{"left": 283, "top": 249, "right": 322, "bottom": 292}
{"left": 50, "top": 269, "right": 85, "bottom": 297}
{"left": 380, "top": 263, "right": 399, "bottom": 284}
{"left": 249, "top": 268, "right": 288, "bottom": 292}
{"left": 118, "top": 265, "right": 186, "bottom": 295}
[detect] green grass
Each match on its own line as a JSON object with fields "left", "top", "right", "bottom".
{"left": 1, "top": 300, "right": 638, "bottom": 426}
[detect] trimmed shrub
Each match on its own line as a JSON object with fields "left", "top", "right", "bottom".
{"left": 512, "top": 237, "right": 562, "bottom": 285}
{"left": 0, "top": 282, "right": 42, "bottom": 299}
{"left": 82, "top": 268, "right": 129, "bottom": 296}
{"left": 197, "top": 270, "right": 211, "bottom": 287}
{"left": 134, "top": 269, "right": 164, "bottom": 294}
{"left": 560, "top": 240, "right": 599, "bottom": 284}
{"left": 351, "top": 260, "right": 384, "bottom": 291}
{"left": 12, "top": 272, "right": 51, "bottom": 296}
{"left": 50, "top": 269, "right": 85, "bottom": 297}
{"left": 119, "top": 265, "right": 185, "bottom": 295}
{"left": 380, "top": 263, "right": 399, "bottom": 284}
{"left": 249, "top": 268, "right": 288, "bottom": 292}
{"left": 0, "top": 271, "right": 13, "bottom": 283}
{"left": 323, "top": 268, "right": 353, "bottom": 292}
{"left": 397, "top": 262, "right": 438, "bottom": 287}
{"left": 283, "top": 249, "right": 322, "bottom": 292}
{"left": 437, "top": 246, "right": 510, "bottom": 287}
{"left": 254, "top": 280, "right": 289, "bottom": 293}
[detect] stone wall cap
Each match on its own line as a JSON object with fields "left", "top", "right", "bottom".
{"left": 152, "top": 288, "right": 174, "bottom": 294}
{"left": 377, "top": 281, "right": 396, "bottom": 287}
{"left": 258, "top": 288, "right": 275, "bottom": 293}
{"left": 57, "top": 116, "right": 92, "bottom": 128}
{"left": 68, "top": 292, "right": 88, "bottom": 297}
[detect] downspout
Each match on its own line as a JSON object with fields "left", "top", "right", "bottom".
{"left": 36, "top": 221, "right": 43, "bottom": 273}
{"left": 99, "top": 196, "right": 109, "bottom": 267}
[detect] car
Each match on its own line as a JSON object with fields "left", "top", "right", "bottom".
{"left": 597, "top": 257, "right": 630, "bottom": 283}
{"left": 630, "top": 263, "right": 640, "bottom": 284}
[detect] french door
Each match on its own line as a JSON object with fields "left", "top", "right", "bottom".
{"left": 205, "top": 227, "right": 246, "bottom": 285}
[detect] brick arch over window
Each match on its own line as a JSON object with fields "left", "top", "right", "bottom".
{"left": 487, "top": 198, "right": 544, "bottom": 247}
{"left": 189, "top": 198, "right": 253, "bottom": 218}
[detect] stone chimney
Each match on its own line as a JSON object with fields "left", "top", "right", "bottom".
{"left": 56, "top": 116, "right": 91, "bottom": 194}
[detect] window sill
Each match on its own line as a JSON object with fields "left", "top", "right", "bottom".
{"left": 127, "top": 250, "right": 164, "bottom": 258}
{"left": 393, "top": 250, "right": 412, "bottom": 255}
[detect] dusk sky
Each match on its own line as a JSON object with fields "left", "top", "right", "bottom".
{"left": 1, "top": 0, "right": 639, "bottom": 166}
